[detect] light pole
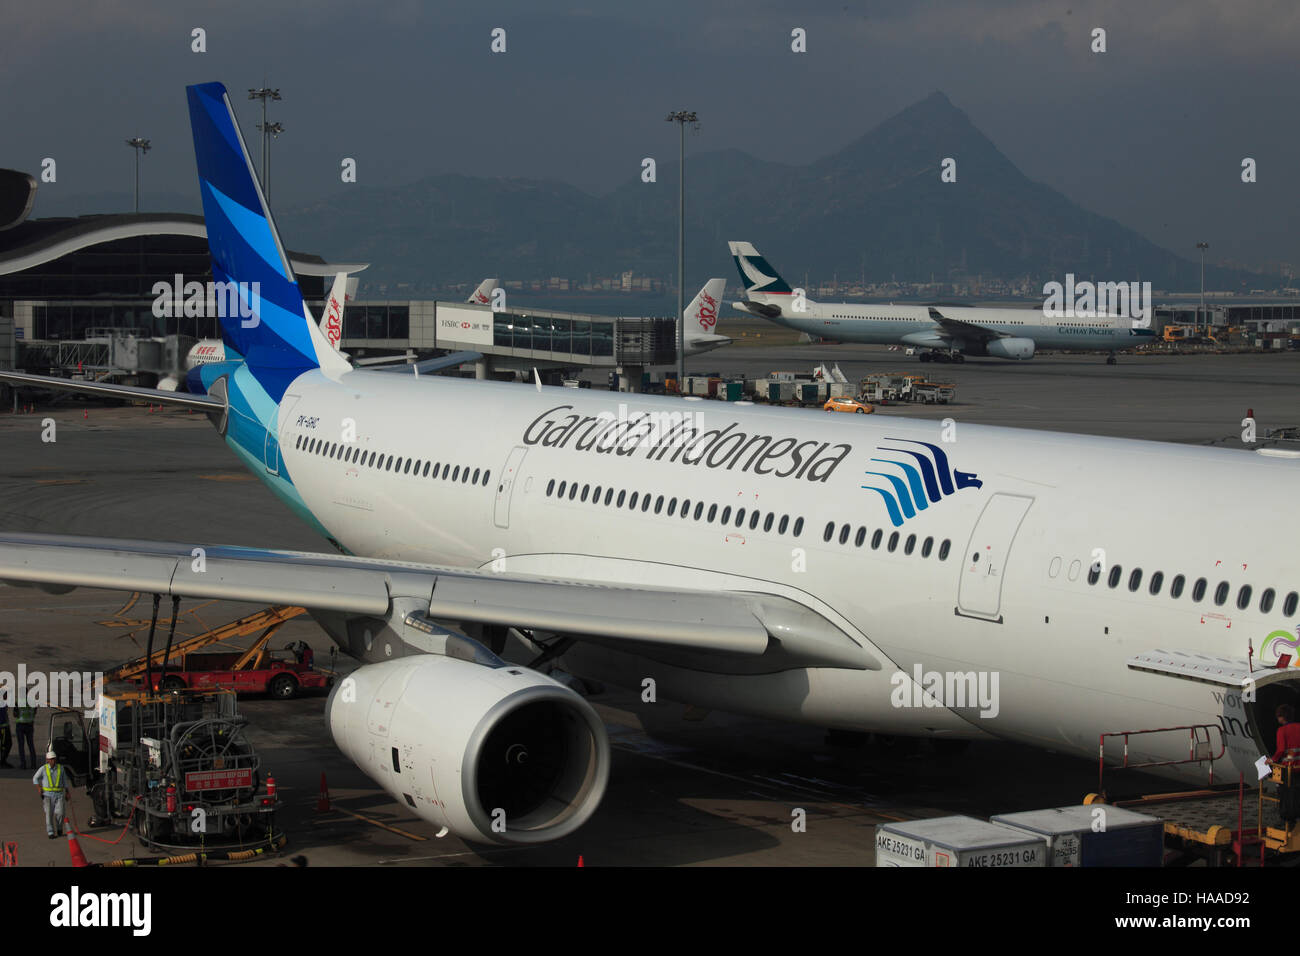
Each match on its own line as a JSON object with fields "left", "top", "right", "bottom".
{"left": 247, "top": 87, "right": 281, "bottom": 194}
{"left": 1196, "top": 241, "right": 1209, "bottom": 331}
{"left": 260, "top": 121, "right": 284, "bottom": 202}
{"left": 125, "top": 138, "right": 150, "bottom": 213}
{"left": 666, "top": 110, "right": 698, "bottom": 391}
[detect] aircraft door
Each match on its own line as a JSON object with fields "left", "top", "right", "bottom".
{"left": 264, "top": 432, "right": 280, "bottom": 476}
{"left": 956, "top": 493, "right": 1033, "bottom": 621}
{"left": 266, "top": 395, "right": 300, "bottom": 477}
{"left": 494, "top": 446, "right": 529, "bottom": 529}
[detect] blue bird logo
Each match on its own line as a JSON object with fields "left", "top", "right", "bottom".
{"left": 860, "top": 438, "right": 982, "bottom": 527}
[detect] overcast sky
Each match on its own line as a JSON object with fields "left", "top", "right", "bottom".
{"left": 5, "top": 0, "right": 1299, "bottom": 274}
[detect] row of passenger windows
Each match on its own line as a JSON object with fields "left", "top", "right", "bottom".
{"left": 294, "top": 434, "right": 491, "bottom": 487}
{"left": 822, "top": 521, "right": 952, "bottom": 560}
{"left": 544, "top": 478, "right": 806, "bottom": 536}
{"left": 826, "top": 314, "right": 1028, "bottom": 327}
{"left": 1079, "top": 560, "right": 1299, "bottom": 617}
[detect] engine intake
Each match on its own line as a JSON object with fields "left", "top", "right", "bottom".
{"left": 327, "top": 655, "right": 609, "bottom": 845}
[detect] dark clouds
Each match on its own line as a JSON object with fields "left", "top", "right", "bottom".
{"left": 5, "top": 0, "right": 1298, "bottom": 272}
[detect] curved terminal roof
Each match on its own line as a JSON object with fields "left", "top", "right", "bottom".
{"left": 0, "top": 213, "right": 367, "bottom": 277}
{"left": 0, "top": 170, "right": 37, "bottom": 231}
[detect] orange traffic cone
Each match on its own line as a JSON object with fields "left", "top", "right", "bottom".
{"left": 66, "top": 826, "right": 89, "bottom": 867}
{"left": 577, "top": 855, "right": 584, "bottom": 867}
{"left": 83, "top": 409, "right": 88, "bottom": 420}
{"left": 316, "top": 772, "right": 331, "bottom": 813}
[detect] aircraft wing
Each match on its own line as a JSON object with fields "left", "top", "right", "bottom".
{"left": 372, "top": 351, "right": 484, "bottom": 375}
{"left": 0, "top": 532, "right": 873, "bottom": 668}
{"left": 0, "top": 370, "right": 225, "bottom": 411}
{"left": 927, "top": 307, "right": 1013, "bottom": 342}
{"left": 734, "top": 300, "right": 782, "bottom": 319}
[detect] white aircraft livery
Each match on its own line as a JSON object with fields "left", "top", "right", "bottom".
{"left": 682, "top": 277, "right": 730, "bottom": 356}
{"left": 467, "top": 278, "right": 501, "bottom": 306}
{"left": 0, "top": 84, "right": 1296, "bottom": 848}
{"left": 729, "top": 241, "right": 1155, "bottom": 362}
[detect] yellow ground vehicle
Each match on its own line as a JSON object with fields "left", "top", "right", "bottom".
{"left": 824, "top": 396, "right": 873, "bottom": 414}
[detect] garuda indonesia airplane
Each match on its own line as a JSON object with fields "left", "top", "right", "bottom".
{"left": 728, "top": 241, "right": 1155, "bottom": 363}
{"left": 0, "top": 83, "right": 1296, "bottom": 846}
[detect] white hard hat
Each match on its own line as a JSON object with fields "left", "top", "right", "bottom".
{"left": 45, "top": 748, "right": 56, "bottom": 759}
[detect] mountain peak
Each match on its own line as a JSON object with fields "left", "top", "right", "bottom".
{"left": 271, "top": 90, "right": 1248, "bottom": 291}
{"left": 811, "top": 90, "right": 993, "bottom": 183}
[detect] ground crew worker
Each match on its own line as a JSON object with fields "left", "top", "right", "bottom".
{"left": 33, "top": 748, "right": 71, "bottom": 838}
{"left": 288, "top": 640, "right": 314, "bottom": 668}
{"left": 0, "top": 705, "right": 11, "bottom": 768}
{"left": 1268, "top": 704, "right": 1300, "bottom": 824}
{"left": 1268, "top": 704, "right": 1300, "bottom": 766}
{"left": 14, "top": 704, "right": 35, "bottom": 769}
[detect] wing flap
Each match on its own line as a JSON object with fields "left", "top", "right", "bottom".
{"left": 0, "top": 533, "right": 780, "bottom": 657}
{"left": 427, "top": 575, "right": 767, "bottom": 654}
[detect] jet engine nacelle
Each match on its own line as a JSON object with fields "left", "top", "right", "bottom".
{"left": 984, "top": 337, "right": 1035, "bottom": 360}
{"left": 327, "top": 655, "right": 609, "bottom": 845}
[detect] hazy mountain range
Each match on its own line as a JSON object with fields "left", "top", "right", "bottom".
{"left": 28, "top": 92, "right": 1273, "bottom": 296}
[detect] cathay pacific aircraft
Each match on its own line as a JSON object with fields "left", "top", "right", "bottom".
{"left": 729, "top": 241, "right": 1155, "bottom": 363}
{"left": 0, "top": 84, "right": 1295, "bottom": 847}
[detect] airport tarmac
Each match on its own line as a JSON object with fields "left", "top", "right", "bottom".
{"left": 0, "top": 350, "right": 1294, "bottom": 867}
{"left": 586, "top": 345, "right": 1300, "bottom": 444}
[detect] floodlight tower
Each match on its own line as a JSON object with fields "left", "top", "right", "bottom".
{"left": 1196, "top": 241, "right": 1209, "bottom": 332}
{"left": 666, "top": 110, "right": 699, "bottom": 390}
{"left": 260, "top": 121, "right": 285, "bottom": 202}
{"left": 125, "top": 138, "right": 151, "bottom": 213}
{"left": 247, "top": 86, "right": 282, "bottom": 194}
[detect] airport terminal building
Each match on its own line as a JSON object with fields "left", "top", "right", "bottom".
{"left": 2, "top": 168, "right": 1296, "bottom": 405}
{"left": 0, "top": 170, "right": 675, "bottom": 400}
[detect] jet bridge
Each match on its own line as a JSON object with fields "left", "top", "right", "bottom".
{"left": 398, "top": 302, "right": 678, "bottom": 389}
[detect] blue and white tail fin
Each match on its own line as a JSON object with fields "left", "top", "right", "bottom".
{"left": 684, "top": 278, "right": 726, "bottom": 334}
{"left": 727, "top": 241, "right": 795, "bottom": 304}
{"left": 467, "top": 278, "right": 500, "bottom": 305}
{"left": 186, "top": 82, "right": 350, "bottom": 402}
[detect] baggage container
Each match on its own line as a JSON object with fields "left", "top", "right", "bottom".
{"left": 684, "top": 375, "right": 715, "bottom": 397}
{"left": 875, "top": 816, "right": 1046, "bottom": 868}
{"left": 991, "top": 805, "right": 1164, "bottom": 867}
{"left": 767, "top": 381, "right": 796, "bottom": 402}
